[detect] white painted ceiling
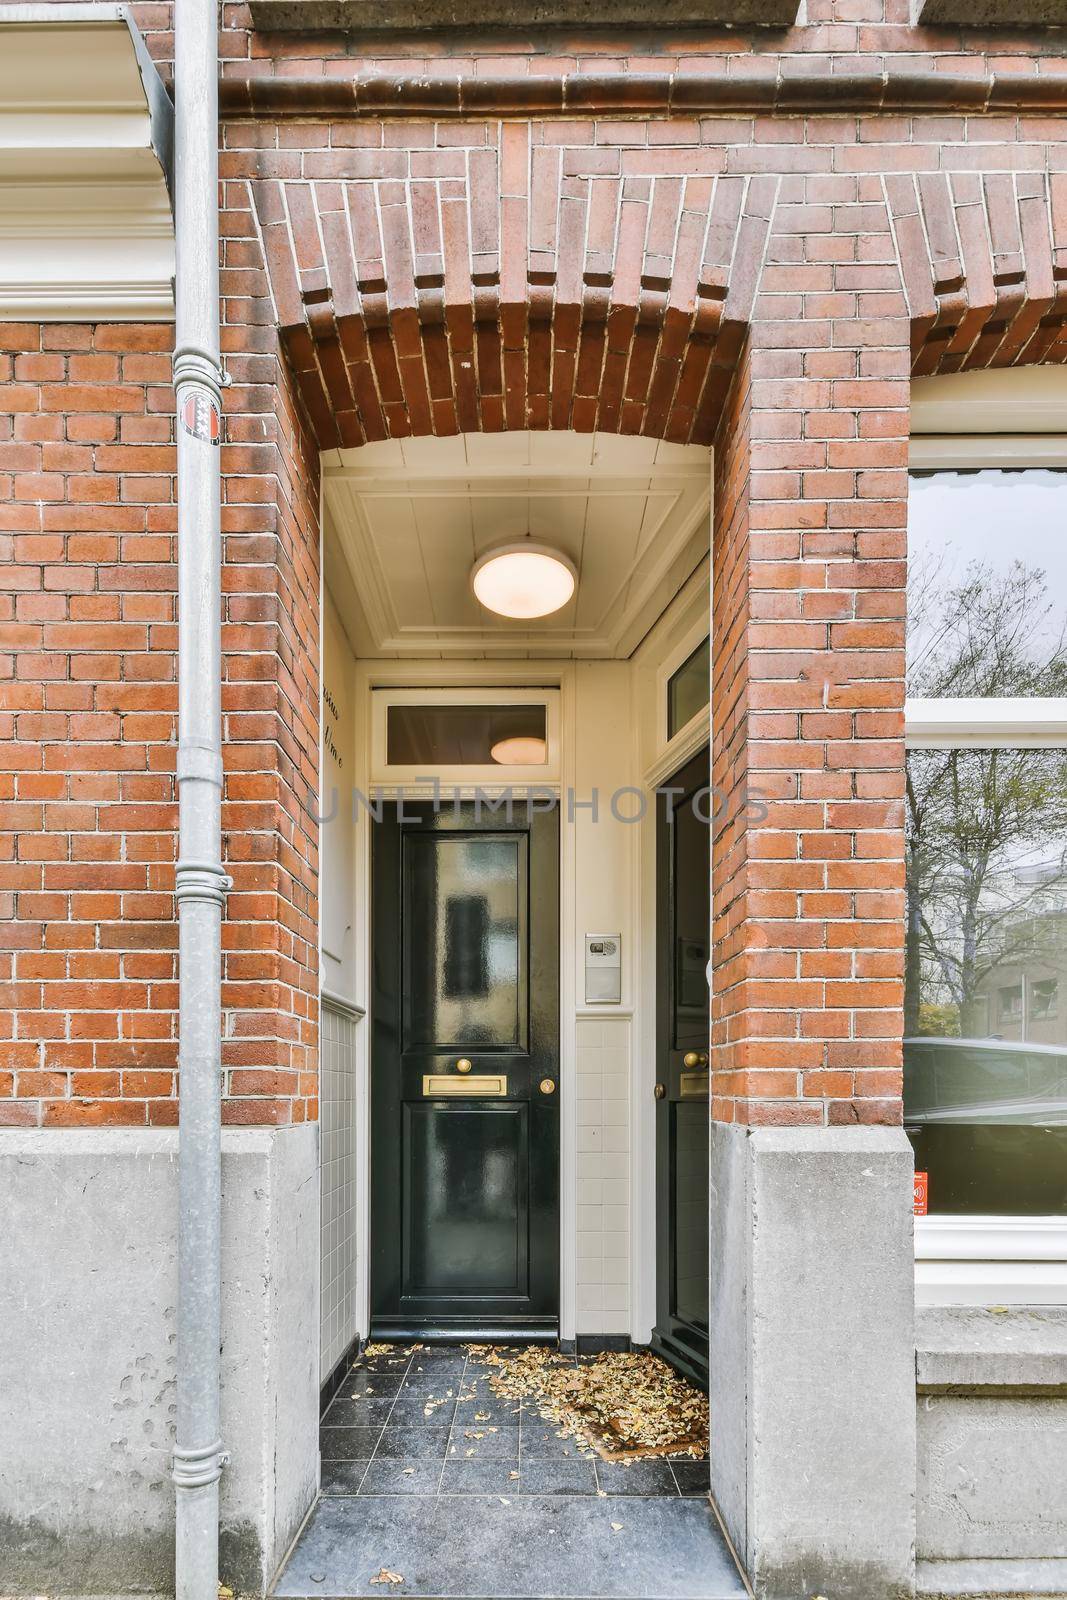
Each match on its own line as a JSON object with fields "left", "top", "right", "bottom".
{"left": 323, "top": 432, "right": 711, "bottom": 660}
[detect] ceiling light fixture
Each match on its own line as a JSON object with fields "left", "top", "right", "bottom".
{"left": 471, "top": 543, "right": 576, "bottom": 620}
{"left": 490, "top": 735, "right": 548, "bottom": 766}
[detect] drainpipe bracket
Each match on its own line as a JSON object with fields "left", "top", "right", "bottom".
{"left": 171, "top": 1438, "right": 228, "bottom": 1490}
{"left": 175, "top": 859, "right": 232, "bottom": 906}
{"left": 173, "top": 344, "right": 225, "bottom": 407}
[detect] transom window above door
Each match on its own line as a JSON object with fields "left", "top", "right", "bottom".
{"left": 371, "top": 687, "right": 561, "bottom": 789}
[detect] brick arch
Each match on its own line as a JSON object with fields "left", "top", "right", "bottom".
{"left": 253, "top": 165, "right": 779, "bottom": 449}
{"left": 885, "top": 171, "right": 1067, "bottom": 375}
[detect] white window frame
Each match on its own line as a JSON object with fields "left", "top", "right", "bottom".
{"left": 369, "top": 685, "right": 561, "bottom": 791}
{"left": 906, "top": 430, "right": 1067, "bottom": 1304}
{"left": 644, "top": 613, "right": 711, "bottom": 789}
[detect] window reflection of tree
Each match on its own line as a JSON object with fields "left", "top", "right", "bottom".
{"left": 905, "top": 552, "right": 1067, "bottom": 1138}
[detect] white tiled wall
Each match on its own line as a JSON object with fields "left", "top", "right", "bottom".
{"left": 320, "top": 1000, "right": 360, "bottom": 1383}
{"left": 575, "top": 1015, "right": 631, "bottom": 1335}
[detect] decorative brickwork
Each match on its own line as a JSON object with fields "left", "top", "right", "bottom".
{"left": 3, "top": 1, "right": 1067, "bottom": 1127}
{"left": 235, "top": 122, "right": 1066, "bottom": 449}
{"left": 885, "top": 171, "right": 1067, "bottom": 373}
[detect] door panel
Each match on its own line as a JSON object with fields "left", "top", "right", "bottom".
{"left": 372, "top": 800, "right": 559, "bottom": 1340}
{"left": 652, "top": 747, "right": 710, "bottom": 1389}
{"left": 402, "top": 1102, "right": 529, "bottom": 1298}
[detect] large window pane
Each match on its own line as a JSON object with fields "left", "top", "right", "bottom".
{"left": 907, "top": 469, "right": 1067, "bottom": 699}
{"left": 904, "top": 746, "right": 1067, "bottom": 1214}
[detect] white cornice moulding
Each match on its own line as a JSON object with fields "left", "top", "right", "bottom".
{"left": 0, "top": 9, "right": 174, "bottom": 321}
{"left": 0, "top": 282, "right": 175, "bottom": 320}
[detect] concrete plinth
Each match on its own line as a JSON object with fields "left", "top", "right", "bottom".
{"left": 0, "top": 1124, "right": 320, "bottom": 1596}
{"left": 710, "top": 1124, "right": 917, "bottom": 1600}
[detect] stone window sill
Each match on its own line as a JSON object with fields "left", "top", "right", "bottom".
{"left": 916, "top": 1307, "right": 1067, "bottom": 1396}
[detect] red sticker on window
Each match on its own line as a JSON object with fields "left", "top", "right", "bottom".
{"left": 180, "top": 391, "right": 221, "bottom": 445}
{"left": 913, "top": 1171, "right": 928, "bottom": 1216}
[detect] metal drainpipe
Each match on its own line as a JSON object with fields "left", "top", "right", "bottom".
{"left": 171, "top": 2, "right": 230, "bottom": 1598}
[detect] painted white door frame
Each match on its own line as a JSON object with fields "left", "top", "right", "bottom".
{"left": 348, "top": 660, "right": 579, "bottom": 1343}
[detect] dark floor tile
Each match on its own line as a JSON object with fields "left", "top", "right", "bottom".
{"left": 452, "top": 1380, "right": 522, "bottom": 1426}
{"left": 351, "top": 1351, "right": 411, "bottom": 1375}
{"left": 405, "top": 1363, "right": 467, "bottom": 1390}
{"left": 672, "top": 1459, "right": 712, "bottom": 1497}
{"left": 319, "top": 1425, "right": 382, "bottom": 1461}
{"left": 388, "top": 1392, "right": 458, "bottom": 1428}
{"left": 439, "top": 1458, "right": 522, "bottom": 1496}
{"left": 519, "top": 1458, "right": 598, "bottom": 1495}
{"left": 319, "top": 1459, "right": 371, "bottom": 1496}
{"left": 341, "top": 1367, "right": 405, "bottom": 1399}
{"left": 373, "top": 1425, "right": 452, "bottom": 1460}
{"left": 448, "top": 1422, "right": 520, "bottom": 1460}
{"left": 452, "top": 1401, "right": 522, "bottom": 1435}
{"left": 519, "top": 1422, "right": 589, "bottom": 1459}
{"left": 358, "top": 1457, "right": 443, "bottom": 1496}
{"left": 274, "top": 1492, "right": 747, "bottom": 1598}
{"left": 396, "top": 1371, "right": 464, "bottom": 1398}
{"left": 596, "top": 1457, "right": 679, "bottom": 1496}
{"left": 321, "top": 1396, "right": 395, "bottom": 1429}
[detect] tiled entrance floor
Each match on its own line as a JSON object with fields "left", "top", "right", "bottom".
{"left": 273, "top": 1344, "right": 745, "bottom": 1600}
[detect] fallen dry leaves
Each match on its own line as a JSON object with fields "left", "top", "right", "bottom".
{"left": 466, "top": 1345, "right": 707, "bottom": 1462}
{"left": 369, "top": 1569, "right": 404, "bottom": 1586}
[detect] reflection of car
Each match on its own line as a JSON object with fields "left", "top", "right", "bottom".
{"left": 904, "top": 1036, "right": 1067, "bottom": 1125}
{"left": 904, "top": 1037, "right": 1067, "bottom": 1214}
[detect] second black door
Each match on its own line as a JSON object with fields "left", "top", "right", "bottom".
{"left": 651, "top": 747, "right": 711, "bottom": 1388}
{"left": 371, "top": 799, "right": 560, "bottom": 1340}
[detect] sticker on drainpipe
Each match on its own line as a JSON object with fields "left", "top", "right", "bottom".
{"left": 180, "top": 391, "right": 221, "bottom": 445}
{"left": 913, "top": 1171, "right": 928, "bottom": 1216}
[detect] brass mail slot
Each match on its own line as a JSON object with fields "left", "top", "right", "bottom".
{"left": 422, "top": 1073, "right": 508, "bottom": 1098}
{"left": 680, "top": 1073, "right": 710, "bottom": 1100}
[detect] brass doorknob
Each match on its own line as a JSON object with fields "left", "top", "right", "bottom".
{"left": 654, "top": 1083, "right": 667, "bottom": 1100}
{"left": 456, "top": 1058, "right": 473, "bottom": 1074}
{"left": 683, "top": 1051, "right": 709, "bottom": 1069}
{"left": 539, "top": 1078, "right": 556, "bottom": 1095}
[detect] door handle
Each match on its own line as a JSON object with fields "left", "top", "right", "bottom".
{"left": 539, "top": 1078, "right": 556, "bottom": 1095}
{"left": 455, "top": 1057, "right": 473, "bottom": 1074}
{"left": 683, "top": 1050, "right": 709, "bottom": 1069}
{"left": 654, "top": 1083, "right": 667, "bottom": 1100}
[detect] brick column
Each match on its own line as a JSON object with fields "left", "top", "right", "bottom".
{"left": 708, "top": 176, "right": 917, "bottom": 1600}
{"left": 712, "top": 173, "right": 909, "bottom": 1130}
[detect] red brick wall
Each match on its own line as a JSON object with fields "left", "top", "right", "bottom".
{"left": 712, "top": 184, "right": 910, "bottom": 1128}
{"left": 4, "top": 2, "right": 1066, "bottom": 1130}
{"left": 0, "top": 321, "right": 319, "bottom": 1128}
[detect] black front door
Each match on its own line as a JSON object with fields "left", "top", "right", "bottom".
{"left": 651, "top": 747, "right": 710, "bottom": 1388}
{"left": 371, "top": 798, "right": 560, "bottom": 1340}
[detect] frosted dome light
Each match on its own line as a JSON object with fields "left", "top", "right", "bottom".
{"left": 471, "top": 544, "right": 576, "bottom": 620}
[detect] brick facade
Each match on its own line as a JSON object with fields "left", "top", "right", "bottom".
{"left": 0, "top": 323, "right": 319, "bottom": 1128}
{"left": 2, "top": 1, "right": 1066, "bottom": 1128}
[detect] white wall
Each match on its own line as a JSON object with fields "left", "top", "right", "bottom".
{"left": 569, "top": 661, "right": 638, "bottom": 1336}
{"left": 319, "top": 595, "right": 361, "bottom": 1380}
{"left": 321, "top": 593, "right": 358, "bottom": 1004}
